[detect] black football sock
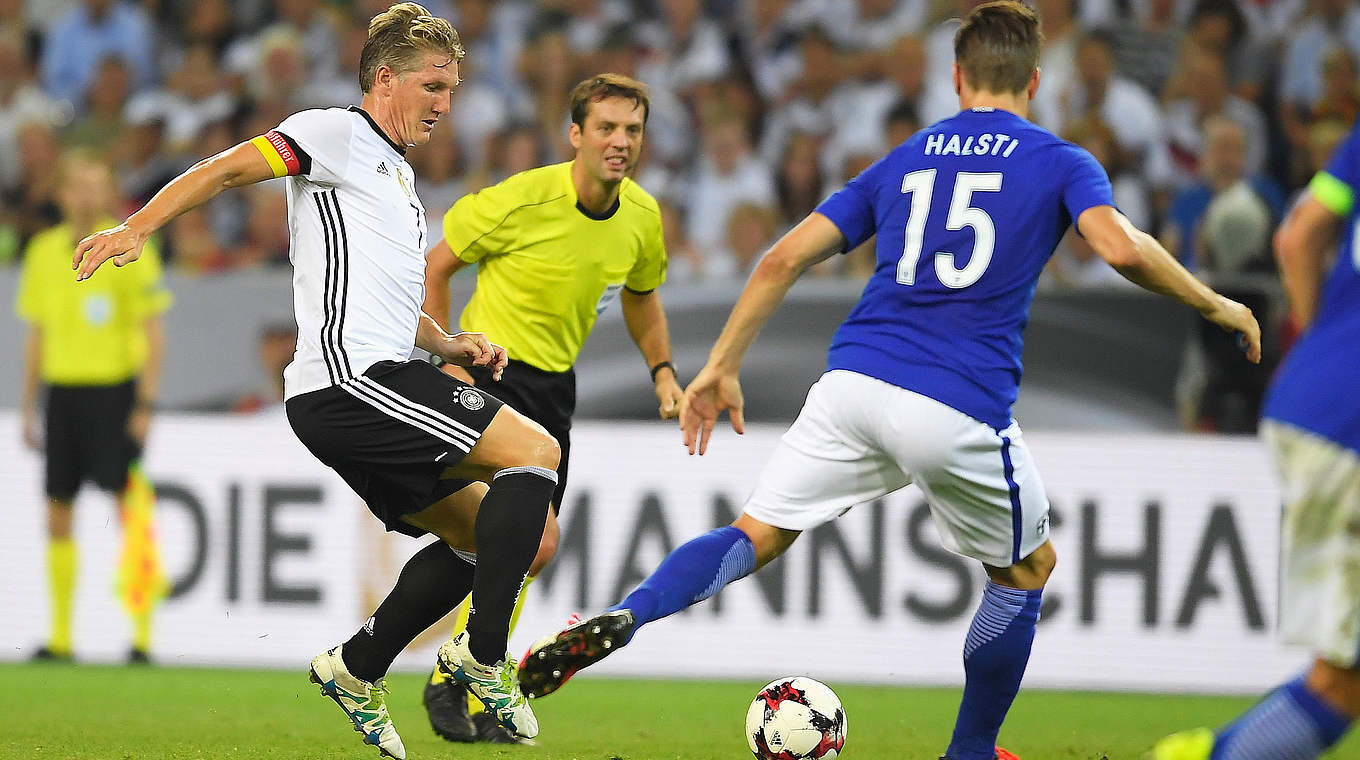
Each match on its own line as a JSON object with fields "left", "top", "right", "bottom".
{"left": 342, "top": 539, "right": 475, "bottom": 683}
{"left": 466, "top": 466, "right": 555, "bottom": 666}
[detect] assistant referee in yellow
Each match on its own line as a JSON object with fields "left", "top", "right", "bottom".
{"left": 17, "top": 150, "right": 171, "bottom": 664}
{"left": 421, "top": 73, "right": 682, "bottom": 743}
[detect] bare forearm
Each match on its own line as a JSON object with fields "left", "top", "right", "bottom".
{"left": 422, "top": 241, "right": 465, "bottom": 332}
{"left": 138, "top": 318, "right": 164, "bottom": 405}
{"left": 22, "top": 327, "right": 40, "bottom": 410}
{"left": 621, "top": 290, "right": 674, "bottom": 368}
{"left": 127, "top": 144, "right": 271, "bottom": 238}
{"left": 708, "top": 253, "right": 802, "bottom": 372}
{"left": 415, "top": 311, "right": 453, "bottom": 356}
{"left": 1113, "top": 229, "right": 1220, "bottom": 315}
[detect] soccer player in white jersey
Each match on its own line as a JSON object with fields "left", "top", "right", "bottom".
{"left": 1151, "top": 124, "right": 1360, "bottom": 760}
{"left": 518, "top": 4, "right": 1261, "bottom": 759}
{"left": 72, "top": 4, "right": 553, "bottom": 758}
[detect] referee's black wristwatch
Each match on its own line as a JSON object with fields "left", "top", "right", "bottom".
{"left": 649, "top": 360, "right": 676, "bottom": 382}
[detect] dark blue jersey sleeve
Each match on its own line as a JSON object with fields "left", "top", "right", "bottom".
{"left": 1324, "top": 123, "right": 1360, "bottom": 189}
{"left": 1060, "top": 145, "right": 1116, "bottom": 224}
{"left": 816, "top": 156, "right": 884, "bottom": 251}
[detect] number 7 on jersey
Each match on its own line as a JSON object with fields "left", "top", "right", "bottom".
{"left": 897, "top": 170, "right": 1004, "bottom": 288}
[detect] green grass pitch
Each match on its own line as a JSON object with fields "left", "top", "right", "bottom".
{"left": 6, "top": 662, "right": 1359, "bottom": 759}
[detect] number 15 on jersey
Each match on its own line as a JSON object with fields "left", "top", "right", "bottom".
{"left": 897, "top": 170, "right": 1003, "bottom": 289}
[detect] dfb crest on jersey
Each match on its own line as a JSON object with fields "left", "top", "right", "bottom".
{"left": 458, "top": 388, "right": 485, "bottom": 411}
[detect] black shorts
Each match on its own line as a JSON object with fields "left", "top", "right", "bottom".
{"left": 465, "top": 359, "right": 575, "bottom": 510}
{"left": 286, "top": 360, "right": 504, "bottom": 538}
{"left": 44, "top": 381, "right": 139, "bottom": 500}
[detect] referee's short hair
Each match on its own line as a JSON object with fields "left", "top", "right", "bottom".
{"left": 569, "top": 73, "right": 651, "bottom": 128}
{"left": 360, "top": 2, "right": 464, "bottom": 93}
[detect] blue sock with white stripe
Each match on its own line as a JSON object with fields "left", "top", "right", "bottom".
{"left": 1212, "top": 675, "right": 1351, "bottom": 759}
{"left": 608, "top": 526, "right": 756, "bottom": 642}
{"left": 946, "top": 581, "right": 1043, "bottom": 760}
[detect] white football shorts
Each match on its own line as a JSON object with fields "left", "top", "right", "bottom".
{"left": 1262, "top": 420, "right": 1360, "bottom": 667}
{"left": 743, "top": 370, "right": 1051, "bottom": 567}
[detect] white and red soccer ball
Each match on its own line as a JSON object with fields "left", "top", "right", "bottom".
{"left": 745, "top": 676, "right": 847, "bottom": 759}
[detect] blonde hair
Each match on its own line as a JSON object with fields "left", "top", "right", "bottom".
{"left": 359, "top": 3, "right": 464, "bottom": 93}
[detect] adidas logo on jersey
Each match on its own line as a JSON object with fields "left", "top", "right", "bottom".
{"left": 376, "top": 161, "right": 390, "bottom": 176}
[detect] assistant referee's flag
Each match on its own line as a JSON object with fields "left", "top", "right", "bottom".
{"left": 117, "top": 460, "right": 168, "bottom": 619}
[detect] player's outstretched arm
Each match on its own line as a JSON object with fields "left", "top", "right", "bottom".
{"left": 1076, "top": 205, "right": 1262, "bottom": 363}
{"left": 73, "top": 141, "right": 278, "bottom": 280}
{"left": 680, "top": 213, "right": 845, "bottom": 455}
{"left": 1274, "top": 194, "right": 1341, "bottom": 329}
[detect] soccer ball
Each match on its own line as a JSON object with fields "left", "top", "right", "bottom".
{"left": 745, "top": 676, "right": 847, "bottom": 759}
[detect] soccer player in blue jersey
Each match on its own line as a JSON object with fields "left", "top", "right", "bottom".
{"left": 519, "top": 3, "right": 1261, "bottom": 759}
{"left": 1150, "top": 125, "right": 1360, "bottom": 760}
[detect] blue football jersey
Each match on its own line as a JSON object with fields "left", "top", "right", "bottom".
{"left": 816, "top": 108, "right": 1114, "bottom": 429}
{"left": 1263, "top": 123, "right": 1360, "bottom": 455}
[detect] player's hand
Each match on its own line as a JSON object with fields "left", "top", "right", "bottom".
{"left": 21, "top": 407, "right": 41, "bottom": 452}
{"left": 654, "top": 371, "right": 683, "bottom": 420}
{"left": 126, "top": 406, "right": 152, "bottom": 447}
{"left": 1202, "top": 294, "right": 1262, "bottom": 364}
{"left": 680, "top": 364, "right": 744, "bottom": 456}
{"left": 440, "top": 332, "right": 508, "bottom": 381}
{"left": 74, "top": 223, "right": 148, "bottom": 281}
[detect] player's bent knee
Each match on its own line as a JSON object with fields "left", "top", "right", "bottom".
{"left": 1308, "top": 659, "right": 1360, "bottom": 718}
{"left": 733, "top": 513, "right": 799, "bottom": 568}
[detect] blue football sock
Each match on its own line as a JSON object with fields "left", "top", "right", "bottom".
{"left": 946, "top": 581, "right": 1043, "bottom": 760}
{"left": 607, "top": 525, "right": 756, "bottom": 641}
{"left": 1212, "top": 675, "right": 1352, "bottom": 759}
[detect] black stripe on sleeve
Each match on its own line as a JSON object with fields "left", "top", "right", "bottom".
{"left": 273, "top": 130, "right": 313, "bottom": 177}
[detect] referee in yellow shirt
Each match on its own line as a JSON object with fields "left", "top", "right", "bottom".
{"left": 17, "top": 150, "right": 171, "bottom": 664}
{"left": 421, "top": 73, "right": 682, "bottom": 743}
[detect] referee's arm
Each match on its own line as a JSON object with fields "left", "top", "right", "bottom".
{"left": 621, "top": 287, "right": 683, "bottom": 419}
{"left": 423, "top": 239, "right": 471, "bottom": 332}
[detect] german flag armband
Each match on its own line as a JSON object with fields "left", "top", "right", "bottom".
{"left": 251, "top": 130, "right": 310, "bottom": 178}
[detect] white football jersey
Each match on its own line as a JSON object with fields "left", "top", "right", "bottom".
{"left": 267, "top": 107, "right": 429, "bottom": 400}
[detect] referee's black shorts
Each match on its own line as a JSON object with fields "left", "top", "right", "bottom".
{"left": 286, "top": 360, "right": 504, "bottom": 538}
{"left": 465, "top": 358, "right": 575, "bottom": 511}
{"left": 44, "top": 380, "right": 139, "bottom": 500}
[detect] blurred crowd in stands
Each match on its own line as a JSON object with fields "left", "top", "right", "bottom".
{"left": 2, "top": 0, "right": 1357, "bottom": 426}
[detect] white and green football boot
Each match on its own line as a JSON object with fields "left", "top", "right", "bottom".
{"left": 309, "top": 646, "right": 407, "bottom": 759}
{"left": 436, "top": 630, "right": 539, "bottom": 739}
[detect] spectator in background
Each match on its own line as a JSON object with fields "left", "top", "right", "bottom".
{"left": 1162, "top": 116, "right": 1285, "bottom": 268}
{"left": 1279, "top": 0, "right": 1360, "bottom": 148}
{"left": 1104, "top": 0, "right": 1182, "bottom": 98}
{"left": 1309, "top": 45, "right": 1360, "bottom": 128}
{"left": 1053, "top": 31, "right": 1169, "bottom": 188}
{"left": 227, "top": 186, "right": 290, "bottom": 269}
{"left": 688, "top": 115, "right": 776, "bottom": 255}
{"left": 223, "top": 0, "right": 342, "bottom": 88}
{"left": 657, "top": 196, "right": 702, "bottom": 281}
{"left": 1159, "top": 46, "right": 1269, "bottom": 192}
{"left": 411, "top": 131, "right": 466, "bottom": 246}
{"left": 231, "top": 323, "right": 297, "bottom": 414}
{"left": 838, "top": 34, "right": 927, "bottom": 158}
{"left": 5, "top": 120, "right": 63, "bottom": 248}
{"left": 636, "top": 0, "right": 730, "bottom": 95}
{"left": 759, "top": 25, "right": 855, "bottom": 174}
{"left": 0, "top": 29, "right": 67, "bottom": 201}
{"left": 16, "top": 149, "right": 171, "bottom": 663}
{"left": 165, "top": 206, "right": 230, "bottom": 274}
{"left": 721, "top": 202, "right": 779, "bottom": 279}
{"left": 0, "top": 0, "right": 43, "bottom": 61}
{"left": 1169, "top": 0, "right": 1269, "bottom": 104}
{"left": 113, "top": 112, "right": 180, "bottom": 210}
{"left": 123, "top": 43, "right": 237, "bottom": 153}
{"left": 883, "top": 98, "right": 921, "bottom": 148}
{"left": 1177, "top": 182, "right": 1276, "bottom": 433}
{"left": 517, "top": 26, "right": 576, "bottom": 160}
{"left": 40, "top": 0, "right": 155, "bottom": 107}
{"left": 62, "top": 55, "right": 131, "bottom": 153}
{"left": 775, "top": 131, "right": 826, "bottom": 230}
{"left": 733, "top": 0, "right": 809, "bottom": 101}
{"left": 822, "top": 0, "right": 926, "bottom": 53}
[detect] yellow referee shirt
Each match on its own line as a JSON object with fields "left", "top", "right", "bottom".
{"left": 443, "top": 161, "right": 667, "bottom": 372}
{"left": 16, "top": 219, "right": 172, "bottom": 385}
